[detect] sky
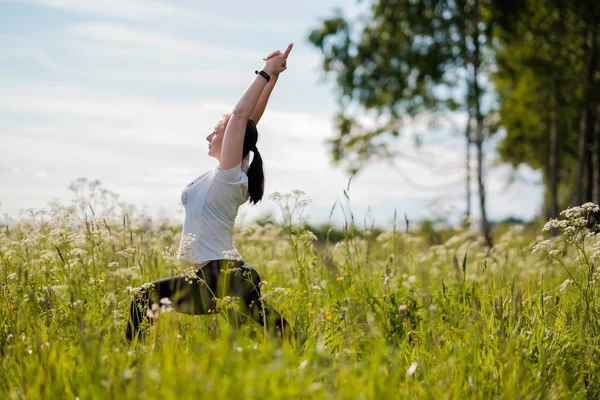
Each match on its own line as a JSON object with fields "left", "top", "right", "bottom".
{"left": 0, "top": 0, "right": 544, "bottom": 229}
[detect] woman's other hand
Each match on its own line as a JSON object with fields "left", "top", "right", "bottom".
{"left": 262, "top": 43, "right": 293, "bottom": 76}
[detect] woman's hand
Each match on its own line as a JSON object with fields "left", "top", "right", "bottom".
{"left": 262, "top": 43, "right": 293, "bottom": 76}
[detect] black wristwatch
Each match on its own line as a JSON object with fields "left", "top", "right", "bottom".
{"left": 255, "top": 70, "right": 271, "bottom": 82}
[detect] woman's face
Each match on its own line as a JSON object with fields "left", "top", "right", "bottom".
{"left": 206, "top": 118, "right": 227, "bottom": 160}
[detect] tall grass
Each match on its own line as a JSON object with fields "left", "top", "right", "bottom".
{"left": 1, "top": 181, "right": 599, "bottom": 399}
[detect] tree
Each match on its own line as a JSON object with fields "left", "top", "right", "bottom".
{"left": 309, "top": 0, "right": 495, "bottom": 246}
{"left": 491, "top": 0, "right": 600, "bottom": 222}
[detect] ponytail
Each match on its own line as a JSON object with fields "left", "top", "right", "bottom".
{"left": 247, "top": 148, "right": 264, "bottom": 204}
{"left": 243, "top": 119, "right": 264, "bottom": 204}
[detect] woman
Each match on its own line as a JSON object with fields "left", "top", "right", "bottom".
{"left": 125, "top": 44, "right": 294, "bottom": 342}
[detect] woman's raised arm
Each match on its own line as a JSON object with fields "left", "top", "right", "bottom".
{"left": 219, "top": 44, "right": 293, "bottom": 171}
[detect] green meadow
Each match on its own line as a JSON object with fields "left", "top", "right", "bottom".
{"left": 1, "top": 187, "right": 599, "bottom": 399}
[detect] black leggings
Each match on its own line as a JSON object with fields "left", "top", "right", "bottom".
{"left": 125, "top": 259, "right": 290, "bottom": 341}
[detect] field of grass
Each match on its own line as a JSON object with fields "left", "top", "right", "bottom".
{"left": 1, "top": 186, "right": 600, "bottom": 399}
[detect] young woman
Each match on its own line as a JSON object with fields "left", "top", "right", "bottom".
{"left": 125, "top": 44, "right": 294, "bottom": 342}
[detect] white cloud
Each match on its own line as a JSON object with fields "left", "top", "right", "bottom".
{"left": 4, "top": 0, "right": 308, "bottom": 33}
{"left": 9, "top": 0, "right": 200, "bottom": 22}
{"left": 68, "top": 23, "right": 264, "bottom": 61}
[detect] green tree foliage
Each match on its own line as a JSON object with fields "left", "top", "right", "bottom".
{"left": 491, "top": 0, "right": 600, "bottom": 218}
{"left": 309, "top": 0, "right": 495, "bottom": 246}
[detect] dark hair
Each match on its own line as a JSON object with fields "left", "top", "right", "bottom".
{"left": 242, "top": 119, "right": 264, "bottom": 204}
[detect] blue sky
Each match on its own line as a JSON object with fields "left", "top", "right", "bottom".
{"left": 0, "top": 0, "right": 543, "bottom": 228}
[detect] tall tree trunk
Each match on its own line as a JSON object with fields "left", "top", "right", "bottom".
{"left": 548, "top": 5, "right": 563, "bottom": 224}
{"left": 586, "top": 108, "right": 597, "bottom": 202}
{"left": 596, "top": 105, "right": 600, "bottom": 206}
{"left": 575, "top": 27, "right": 598, "bottom": 205}
{"left": 465, "top": 116, "right": 472, "bottom": 218}
{"left": 549, "top": 74, "right": 560, "bottom": 222}
{"left": 472, "top": 0, "right": 492, "bottom": 247}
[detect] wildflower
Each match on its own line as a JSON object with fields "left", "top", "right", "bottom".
{"left": 159, "top": 298, "right": 173, "bottom": 313}
{"left": 291, "top": 189, "right": 306, "bottom": 197}
{"left": 548, "top": 249, "right": 562, "bottom": 259}
{"left": 336, "top": 276, "right": 344, "bottom": 282}
{"left": 162, "top": 247, "right": 176, "bottom": 262}
{"left": 122, "top": 369, "right": 134, "bottom": 380}
{"left": 398, "top": 304, "right": 408, "bottom": 318}
{"left": 532, "top": 239, "right": 554, "bottom": 255}
{"left": 406, "top": 361, "right": 418, "bottom": 376}
{"left": 221, "top": 249, "right": 242, "bottom": 261}
{"left": 116, "top": 248, "right": 136, "bottom": 258}
{"left": 591, "top": 241, "right": 600, "bottom": 263}
{"left": 181, "top": 267, "right": 199, "bottom": 283}
{"left": 146, "top": 304, "right": 161, "bottom": 319}
{"left": 429, "top": 304, "right": 437, "bottom": 314}
{"left": 177, "top": 233, "right": 197, "bottom": 258}
{"left": 303, "top": 230, "right": 318, "bottom": 242}
{"left": 268, "top": 191, "right": 284, "bottom": 202}
{"left": 140, "top": 282, "right": 154, "bottom": 291}
{"left": 559, "top": 279, "right": 571, "bottom": 294}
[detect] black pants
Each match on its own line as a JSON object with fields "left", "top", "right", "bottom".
{"left": 125, "top": 259, "right": 290, "bottom": 341}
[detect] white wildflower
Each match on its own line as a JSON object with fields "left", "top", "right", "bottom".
{"left": 222, "top": 249, "right": 242, "bottom": 261}
{"left": 159, "top": 298, "right": 173, "bottom": 313}
{"left": 116, "top": 248, "right": 136, "bottom": 258}
{"left": 162, "top": 247, "right": 176, "bottom": 262}
{"left": 548, "top": 249, "right": 562, "bottom": 258}
{"left": 532, "top": 239, "right": 554, "bottom": 255}
{"left": 398, "top": 304, "right": 407, "bottom": 317}
{"left": 122, "top": 369, "right": 134, "bottom": 380}
{"left": 177, "top": 233, "right": 196, "bottom": 258}
{"left": 303, "top": 230, "right": 318, "bottom": 242}
{"left": 146, "top": 303, "right": 161, "bottom": 319}
{"left": 407, "top": 361, "right": 418, "bottom": 376}
{"left": 559, "top": 279, "right": 571, "bottom": 294}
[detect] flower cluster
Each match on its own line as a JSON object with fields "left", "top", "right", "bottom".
{"left": 146, "top": 298, "right": 174, "bottom": 319}
{"left": 543, "top": 203, "right": 599, "bottom": 244}
{"left": 177, "top": 233, "right": 196, "bottom": 259}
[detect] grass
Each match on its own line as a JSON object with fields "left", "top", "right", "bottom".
{"left": 1, "top": 185, "right": 599, "bottom": 399}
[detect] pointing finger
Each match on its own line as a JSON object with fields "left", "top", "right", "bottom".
{"left": 283, "top": 43, "right": 293, "bottom": 58}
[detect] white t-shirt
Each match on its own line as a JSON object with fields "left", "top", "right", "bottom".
{"left": 177, "top": 159, "right": 249, "bottom": 264}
